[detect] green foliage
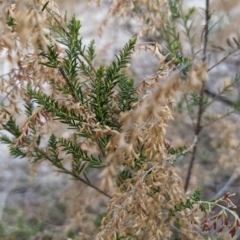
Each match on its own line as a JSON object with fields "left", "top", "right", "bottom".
{"left": 1, "top": 3, "right": 240, "bottom": 239}
{"left": 171, "top": 188, "right": 201, "bottom": 215}
{"left": 94, "top": 212, "right": 107, "bottom": 228}
{"left": 1, "top": 116, "right": 21, "bottom": 138}
{"left": 89, "top": 37, "right": 137, "bottom": 126}
{"left": 160, "top": 0, "right": 193, "bottom": 72}
{"left": 115, "top": 233, "right": 139, "bottom": 240}
{"left": 0, "top": 15, "right": 138, "bottom": 188}
{"left": 118, "top": 76, "right": 137, "bottom": 112}
{"left": 6, "top": 16, "right": 16, "bottom": 26}
{"left": 40, "top": 45, "right": 60, "bottom": 68}
{"left": 0, "top": 216, "right": 47, "bottom": 240}
{"left": 168, "top": 145, "right": 189, "bottom": 165}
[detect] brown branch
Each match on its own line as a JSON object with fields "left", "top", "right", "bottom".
{"left": 37, "top": 148, "right": 112, "bottom": 199}
{"left": 203, "top": 110, "right": 234, "bottom": 128}
{"left": 96, "top": 138, "right": 107, "bottom": 157}
{"left": 202, "top": 0, "right": 210, "bottom": 61}
{"left": 203, "top": 83, "right": 234, "bottom": 110}
{"left": 211, "top": 168, "right": 240, "bottom": 200}
{"left": 184, "top": 85, "right": 205, "bottom": 192}
{"left": 204, "top": 88, "right": 235, "bottom": 107}
{"left": 64, "top": 168, "right": 112, "bottom": 199}
{"left": 184, "top": 94, "right": 195, "bottom": 129}
{"left": 58, "top": 67, "right": 79, "bottom": 102}
{"left": 184, "top": 0, "right": 210, "bottom": 192}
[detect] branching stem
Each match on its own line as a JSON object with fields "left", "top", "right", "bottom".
{"left": 37, "top": 148, "right": 112, "bottom": 198}
{"left": 184, "top": 0, "right": 209, "bottom": 192}
{"left": 202, "top": 0, "right": 210, "bottom": 62}
{"left": 208, "top": 49, "right": 238, "bottom": 72}
{"left": 58, "top": 67, "right": 79, "bottom": 102}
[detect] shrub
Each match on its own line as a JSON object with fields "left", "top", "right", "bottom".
{"left": 1, "top": 0, "right": 240, "bottom": 239}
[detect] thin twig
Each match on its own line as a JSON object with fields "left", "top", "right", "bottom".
{"left": 207, "top": 49, "right": 238, "bottom": 72}
{"left": 0, "top": 67, "right": 21, "bottom": 78}
{"left": 184, "top": 0, "right": 210, "bottom": 192}
{"left": 36, "top": 148, "right": 112, "bottom": 198}
{"left": 203, "top": 110, "right": 234, "bottom": 128}
{"left": 204, "top": 88, "right": 235, "bottom": 107}
{"left": 1, "top": 69, "right": 40, "bottom": 104}
{"left": 96, "top": 138, "right": 106, "bottom": 157}
{"left": 184, "top": 94, "right": 195, "bottom": 129}
{"left": 202, "top": 0, "right": 210, "bottom": 61}
{"left": 207, "top": 15, "right": 223, "bottom": 33}
{"left": 58, "top": 67, "right": 79, "bottom": 102}
{"left": 211, "top": 168, "right": 240, "bottom": 200}
{"left": 65, "top": 168, "right": 112, "bottom": 198}
{"left": 203, "top": 84, "right": 234, "bottom": 110}
{"left": 1, "top": 81, "right": 21, "bottom": 103}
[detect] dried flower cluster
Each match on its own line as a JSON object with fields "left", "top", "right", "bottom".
{"left": 1, "top": 0, "right": 240, "bottom": 239}
{"left": 95, "top": 59, "right": 207, "bottom": 239}
{"left": 99, "top": 0, "right": 169, "bottom": 37}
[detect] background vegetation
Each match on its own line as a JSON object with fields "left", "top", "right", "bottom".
{"left": 0, "top": 0, "right": 240, "bottom": 239}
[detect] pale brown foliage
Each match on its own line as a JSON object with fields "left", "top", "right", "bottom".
{"left": 99, "top": 0, "right": 169, "bottom": 37}
{"left": 94, "top": 59, "right": 207, "bottom": 239}
{"left": 0, "top": 1, "right": 207, "bottom": 239}
{"left": 1, "top": 0, "right": 240, "bottom": 239}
